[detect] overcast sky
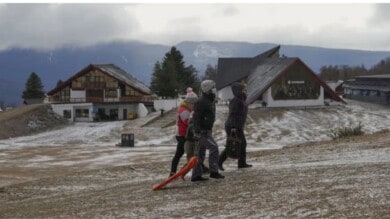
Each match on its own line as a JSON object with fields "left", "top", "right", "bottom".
{"left": 0, "top": 3, "right": 390, "bottom": 51}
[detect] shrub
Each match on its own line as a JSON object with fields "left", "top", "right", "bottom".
{"left": 329, "top": 122, "right": 364, "bottom": 140}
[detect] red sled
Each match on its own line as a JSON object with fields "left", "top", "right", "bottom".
{"left": 152, "top": 156, "right": 198, "bottom": 191}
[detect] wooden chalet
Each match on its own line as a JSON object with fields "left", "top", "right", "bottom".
{"left": 47, "top": 64, "right": 154, "bottom": 122}
{"left": 216, "top": 46, "right": 345, "bottom": 107}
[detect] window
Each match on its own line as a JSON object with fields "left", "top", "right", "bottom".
{"left": 271, "top": 66, "right": 320, "bottom": 100}
{"left": 63, "top": 110, "right": 71, "bottom": 119}
{"left": 75, "top": 109, "right": 89, "bottom": 118}
{"left": 60, "top": 86, "right": 70, "bottom": 101}
{"left": 105, "top": 89, "right": 117, "bottom": 98}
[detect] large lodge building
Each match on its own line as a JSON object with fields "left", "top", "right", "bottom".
{"left": 47, "top": 64, "right": 154, "bottom": 122}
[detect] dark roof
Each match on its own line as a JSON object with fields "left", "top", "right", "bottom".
{"left": 252, "top": 45, "right": 280, "bottom": 63}
{"left": 93, "top": 64, "right": 151, "bottom": 94}
{"left": 47, "top": 64, "right": 150, "bottom": 95}
{"left": 216, "top": 58, "right": 253, "bottom": 90}
{"left": 246, "top": 58, "right": 346, "bottom": 104}
{"left": 357, "top": 74, "right": 390, "bottom": 79}
{"left": 342, "top": 84, "right": 390, "bottom": 92}
{"left": 216, "top": 45, "right": 281, "bottom": 89}
{"left": 247, "top": 58, "right": 297, "bottom": 104}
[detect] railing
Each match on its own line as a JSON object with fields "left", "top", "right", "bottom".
{"left": 119, "top": 96, "right": 155, "bottom": 102}
{"left": 49, "top": 95, "right": 155, "bottom": 103}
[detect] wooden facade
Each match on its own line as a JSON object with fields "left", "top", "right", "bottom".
{"left": 47, "top": 64, "right": 154, "bottom": 122}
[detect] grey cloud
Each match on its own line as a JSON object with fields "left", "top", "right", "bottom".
{"left": 211, "top": 5, "right": 240, "bottom": 17}
{"left": 222, "top": 5, "right": 240, "bottom": 17}
{"left": 168, "top": 16, "right": 202, "bottom": 34}
{"left": 369, "top": 4, "right": 390, "bottom": 27}
{"left": 155, "top": 17, "right": 204, "bottom": 44}
{"left": 0, "top": 4, "right": 139, "bottom": 51}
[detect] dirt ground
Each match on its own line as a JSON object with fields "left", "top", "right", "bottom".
{"left": 1, "top": 131, "right": 389, "bottom": 218}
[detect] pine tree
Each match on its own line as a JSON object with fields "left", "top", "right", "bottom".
{"left": 369, "top": 57, "right": 390, "bottom": 75}
{"left": 183, "top": 65, "right": 200, "bottom": 94}
{"left": 150, "top": 47, "right": 200, "bottom": 98}
{"left": 22, "top": 72, "right": 45, "bottom": 99}
{"left": 202, "top": 64, "right": 217, "bottom": 81}
{"left": 150, "top": 61, "right": 163, "bottom": 95}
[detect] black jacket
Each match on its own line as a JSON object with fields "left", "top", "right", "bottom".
{"left": 225, "top": 82, "right": 248, "bottom": 131}
{"left": 193, "top": 92, "right": 216, "bottom": 135}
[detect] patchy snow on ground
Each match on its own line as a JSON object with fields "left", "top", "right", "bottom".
{"left": 0, "top": 121, "right": 126, "bottom": 148}
{"left": 0, "top": 100, "right": 389, "bottom": 218}
{"left": 0, "top": 99, "right": 388, "bottom": 187}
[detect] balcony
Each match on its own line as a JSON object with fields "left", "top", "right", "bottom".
{"left": 119, "top": 96, "right": 155, "bottom": 102}
{"left": 49, "top": 95, "right": 155, "bottom": 104}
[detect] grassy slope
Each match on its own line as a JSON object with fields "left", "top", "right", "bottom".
{"left": 0, "top": 104, "right": 68, "bottom": 139}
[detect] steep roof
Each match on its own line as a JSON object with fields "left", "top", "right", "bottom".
{"left": 216, "top": 58, "right": 253, "bottom": 90}
{"left": 216, "top": 45, "right": 281, "bottom": 89}
{"left": 247, "top": 58, "right": 297, "bottom": 104}
{"left": 92, "top": 64, "right": 151, "bottom": 94}
{"left": 252, "top": 45, "right": 280, "bottom": 63}
{"left": 343, "top": 84, "right": 390, "bottom": 92}
{"left": 47, "top": 64, "right": 150, "bottom": 95}
{"left": 357, "top": 74, "right": 390, "bottom": 79}
{"left": 246, "top": 58, "right": 346, "bottom": 104}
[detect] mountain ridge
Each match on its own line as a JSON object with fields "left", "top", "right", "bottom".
{"left": 1, "top": 40, "right": 390, "bottom": 105}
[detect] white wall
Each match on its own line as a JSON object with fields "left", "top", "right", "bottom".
{"left": 217, "top": 86, "right": 233, "bottom": 104}
{"left": 263, "top": 87, "right": 324, "bottom": 107}
{"left": 52, "top": 102, "right": 149, "bottom": 122}
{"left": 137, "top": 103, "right": 148, "bottom": 117}
{"left": 51, "top": 103, "right": 93, "bottom": 122}
{"left": 94, "top": 104, "right": 148, "bottom": 120}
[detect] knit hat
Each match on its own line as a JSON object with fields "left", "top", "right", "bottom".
{"left": 185, "top": 91, "right": 198, "bottom": 104}
{"left": 200, "top": 80, "right": 216, "bottom": 93}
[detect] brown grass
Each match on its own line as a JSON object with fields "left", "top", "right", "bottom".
{"left": 0, "top": 104, "right": 68, "bottom": 139}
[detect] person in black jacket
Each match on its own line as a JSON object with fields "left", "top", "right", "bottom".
{"left": 219, "top": 82, "right": 252, "bottom": 170}
{"left": 191, "top": 80, "right": 225, "bottom": 182}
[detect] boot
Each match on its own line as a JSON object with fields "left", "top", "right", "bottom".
{"left": 210, "top": 172, "right": 225, "bottom": 179}
{"left": 218, "top": 162, "right": 224, "bottom": 171}
{"left": 191, "top": 176, "right": 209, "bottom": 182}
{"left": 238, "top": 163, "right": 252, "bottom": 169}
{"left": 218, "top": 150, "right": 227, "bottom": 171}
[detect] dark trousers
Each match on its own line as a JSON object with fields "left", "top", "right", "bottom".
{"left": 192, "top": 131, "right": 220, "bottom": 179}
{"left": 219, "top": 127, "right": 247, "bottom": 167}
{"left": 170, "top": 136, "right": 186, "bottom": 173}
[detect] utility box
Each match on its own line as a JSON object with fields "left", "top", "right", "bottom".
{"left": 121, "top": 133, "right": 134, "bottom": 147}
{"left": 128, "top": 112, "right": 136, "bottom": 120}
